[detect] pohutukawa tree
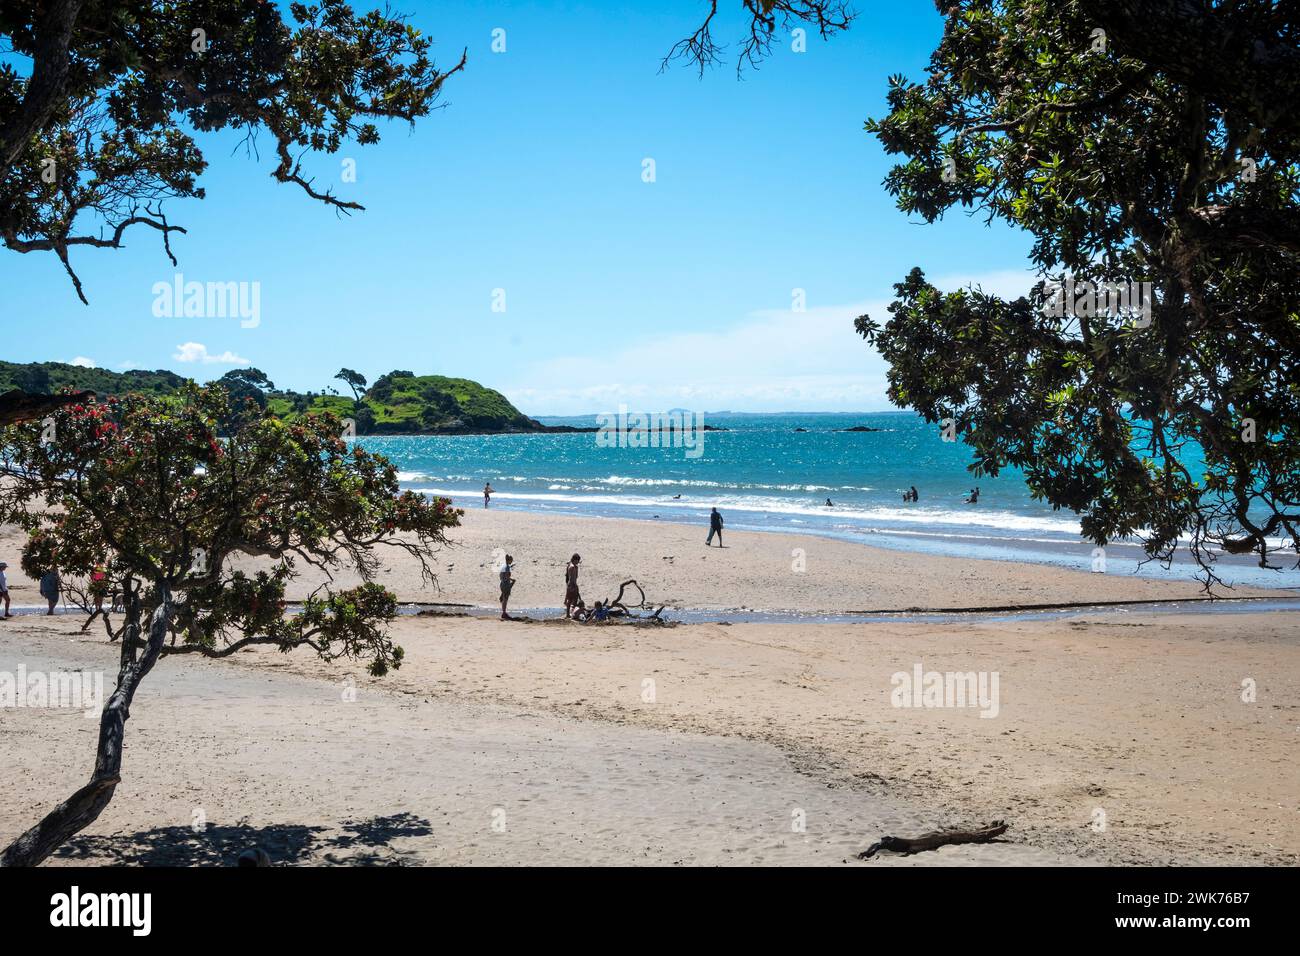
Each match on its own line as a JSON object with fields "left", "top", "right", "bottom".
{"left": 0, "top": 0, "right": 464, "bottom": 301}
{"left": 857, "top": 0, "right": 1300, "bottom": 587}
{"left": 0, "top": 385, "right": 460, "bottom": 866}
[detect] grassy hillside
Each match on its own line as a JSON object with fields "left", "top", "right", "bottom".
{"left": 360, "top": 371, "right": 538, "bottom": 434}
{"left": 1, "top": 362, "right": 542, "bottom": 435}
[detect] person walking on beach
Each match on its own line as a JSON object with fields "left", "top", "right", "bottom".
{"left": 484, "top": 482, "right": 494, "bottom": 508}
{"left": 0, "top": 562, "right": 11, "bottom": 618}
{"left": 499, "top": 554, "right": 515, "bottom": 620}
{"left": 564, "top": 554, "right": 582, "bottom": 619}
{"left": 39, "top": 567, "right": 60, "bottom": 615}
{"left": 706, "top": 507, "right": 724, "bottom": 547}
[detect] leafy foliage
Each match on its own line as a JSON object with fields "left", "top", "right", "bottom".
{"left": 0, "top": 384, "right": 461, "bottom": 674}
{"left": 0, "top": 0, "right": 464, "bottom": 302}
{"left": 858, "top": 0, "right": 1300, "bottom": 586}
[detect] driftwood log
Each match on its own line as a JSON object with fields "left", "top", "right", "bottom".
{"left": 606, "top": 579, "right": 666, "bottom": 621}
{"left": 859, "top": 820, "right": 1008, "bottom": 859}
{"left": 0, "top": 388, "right": 96, "bottom": 426}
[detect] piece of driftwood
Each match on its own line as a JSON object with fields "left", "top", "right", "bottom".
{"left": 602, "top": 579, "right": 666, "bottom": 622}
{"left": 0, "top": 389, "right": 96, "bottom": 426}
{"left": 859, "top": 820, "right": 1008, "bottom": 859}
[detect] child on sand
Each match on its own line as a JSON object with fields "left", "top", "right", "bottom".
{"left": 484, "top": 483, "right": 494, "bottom": 508}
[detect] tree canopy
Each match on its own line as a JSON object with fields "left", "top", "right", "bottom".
{"left": 857, "top": 0, "right": 1300, "bottom": 586}
{"left": 335, "top": 367, "right": 367, "bottom": 401}
{"left": 0, "top": 0, "right": 464, "bottom": 301}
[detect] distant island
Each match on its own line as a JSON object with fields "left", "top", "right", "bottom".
{"left": 0, "top": 361, "right": 544, "bottom": 435}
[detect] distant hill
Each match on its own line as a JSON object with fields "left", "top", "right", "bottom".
{"left": 0, "top": 362, "right": 544, "bottom": 435}
{"left": 0, "top": 360, "right": 187, "bottom": 398}
{"left": 268, "top": 371, "right": 543, "bottom": 434}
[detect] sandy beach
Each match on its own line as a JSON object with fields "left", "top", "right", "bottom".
{"left": 1, "top": 509, "right": 1297, "bottom": 866}
{"left": 3, "top": 507, "right": 1269, "bottom": 612}
{"left": 307, "top": 507, "right": 1289, "bottom": 611}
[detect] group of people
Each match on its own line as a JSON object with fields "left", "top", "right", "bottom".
{"left": 493, "top": 508, "right": 728, "bottom": 622}
{"left": 0, "top": 562, "right": 65, "bottom": 618}
{"left": 0, "top": 563, "right": 112, "bottom": 619}
{"left": 901, "top": 485, "right": 980, "bottom": 504}
{"left": 497, "top": 552, "right": 618, "bottom": 623}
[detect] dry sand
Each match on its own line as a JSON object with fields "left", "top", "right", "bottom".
{"left": 0, "top": 622, "right": 1069, "bottom": 866}
{"left": 0, "top": 509, "right": 1297, "bottom": 866}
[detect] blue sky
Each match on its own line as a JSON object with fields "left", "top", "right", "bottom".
{"left": 1, "top": 0, "right": 1035, "bottom": 414}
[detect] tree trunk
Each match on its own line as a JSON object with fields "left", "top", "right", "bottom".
{"left": 0, "top": 0, "right": 85, "bottom": 170}
{"left": 0, "top": 581, "right": 171, "bottom": 867}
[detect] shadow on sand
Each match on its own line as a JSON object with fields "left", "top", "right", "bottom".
{"left": 53, "top": 812, "right": 435, "bottom": 866}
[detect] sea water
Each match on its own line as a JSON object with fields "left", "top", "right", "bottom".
{"left": 355, "top": 410, "right": 1299, "bottom": 591}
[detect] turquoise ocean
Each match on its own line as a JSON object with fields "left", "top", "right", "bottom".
{"left": 355, "top": 411, "right": 1298, "bottom": 592}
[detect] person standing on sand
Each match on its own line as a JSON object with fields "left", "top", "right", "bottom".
{"left": 39, "top": 568, "right": 60, "bottom": 615}
{"left": 484, "top": 482, "right": 494, "bottom": 508}
{"left": 499, "top": 554, "right": 515, "bottom": 620}
{"left": 0, "top": 562, "right": 11, "bottom": 618}
{"left": 706, "top": 508, "right": 724, "bottom": 547}
{"left": 564, "top": 554, "right": 582, "bottom": 619}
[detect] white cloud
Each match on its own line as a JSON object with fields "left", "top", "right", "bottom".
{"left": 173, "top": 342, "right": 250, "bottom": 366}
{"left": 507, "top": 268, "right": 1032, "bottom": 416}
{"left": 507, "top": 299, "right": 889, "bottom": 415}
{"left": 69, "top": 356, "right": 96, "bottom": 368}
